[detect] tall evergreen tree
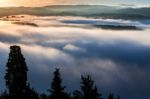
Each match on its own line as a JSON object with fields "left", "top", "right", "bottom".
{"left": 80, "top": 75, "right": 103, "bottom": 99}
{"left": 5, "top": 45, "right": 28, "bottom": 97}
{"left": 49, "top": 68, "right": 68, "bottom": 99}
{"left": 4, "top": 45, "right": 39, "bottom": 99}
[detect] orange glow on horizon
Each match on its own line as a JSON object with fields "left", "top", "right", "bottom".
{"left": 0, "top": 0, "right": 57, "bottom": 7}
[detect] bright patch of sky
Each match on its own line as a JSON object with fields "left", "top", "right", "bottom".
{"left": 0, "top": 0, "right": 149, "bottom": 7}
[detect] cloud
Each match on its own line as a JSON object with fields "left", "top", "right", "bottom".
{"left": 63, "top": 44, "right": 85, "bottom": 52}
{"left": 61, "top": 18, "right": 142, "bottom": 26}
{"left": 0, "top": 15, "right": 150, "bottom": 99}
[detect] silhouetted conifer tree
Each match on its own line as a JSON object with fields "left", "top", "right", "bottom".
{"left": 49, "top": 68, "right": 68, "bottom": 99}
{"left": 4, "top": 45, "right": 39, "bottom": 99}
{"left": 5, "top": 45, "right": 27, "bottom": 98}
{"left": 80, "top": 75, "right": 103, "bottom": 99}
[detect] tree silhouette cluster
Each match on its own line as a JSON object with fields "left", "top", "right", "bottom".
{"left": 0, "top": 45, "right": 120, "bottom": 99}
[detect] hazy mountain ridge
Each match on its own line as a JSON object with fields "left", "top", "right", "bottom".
{"left": 0, "top": 5, "right": 150, "bottom": 19}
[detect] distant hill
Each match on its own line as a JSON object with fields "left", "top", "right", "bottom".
{"left": 0, "top": 5, "right": 150, "bottom": 19}
{"left": 118, "top": 7, "right": 150, "bottom": 18}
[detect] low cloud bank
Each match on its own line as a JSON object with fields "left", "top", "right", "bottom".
{"left": 0, "top": 16, "right": 150, "bottom": 99}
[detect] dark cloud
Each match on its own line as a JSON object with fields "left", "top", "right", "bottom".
{"left": 64, "top": 40, "right": 150, "bottom": 66}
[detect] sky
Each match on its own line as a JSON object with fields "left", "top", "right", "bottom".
{"left": 0, "top": 1, "right": 149, "bottom": 99}
{"left": 0, "top": 0, "right": 150, "bottom": 7}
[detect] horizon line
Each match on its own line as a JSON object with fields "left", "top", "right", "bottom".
{"left": 0, "top": 4, "right": 150, "bottom": 8}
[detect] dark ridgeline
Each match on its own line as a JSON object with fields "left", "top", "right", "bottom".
{"left": 4, "top": 45, "right": 39, "bottom": 99}
{"left": 0, "top": 45, "right": 120, "bottom": 99}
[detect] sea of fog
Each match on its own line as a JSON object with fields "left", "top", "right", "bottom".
{"left": 0, "top": 15, "right": 150, "bottom": 99}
